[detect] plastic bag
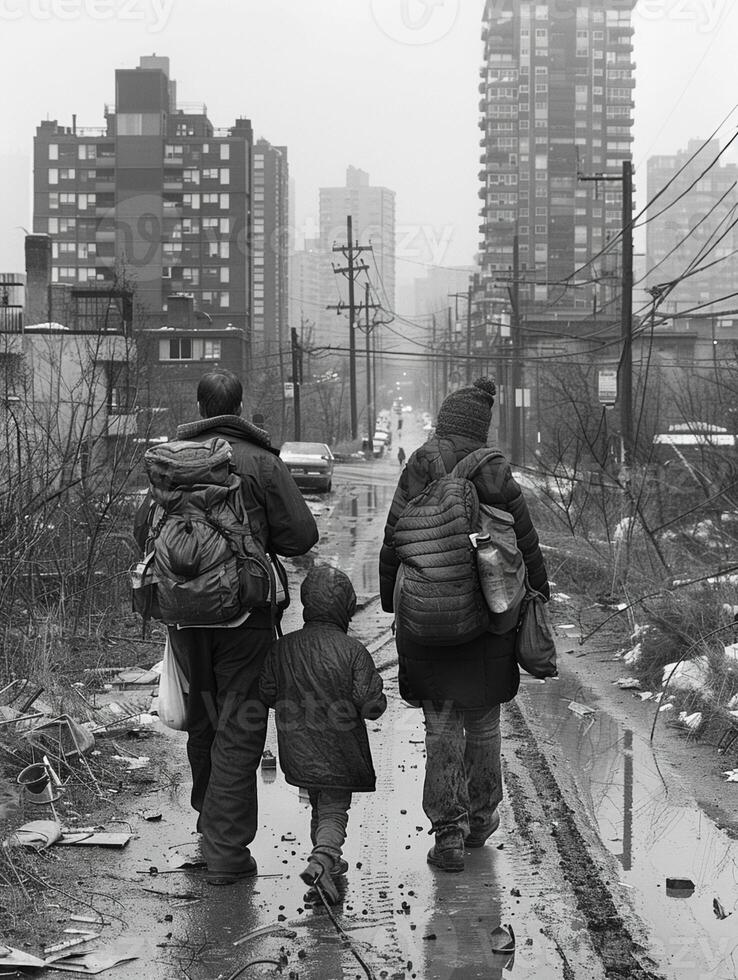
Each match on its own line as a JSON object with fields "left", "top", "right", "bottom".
{"left": 514, "top": 590, "right": 558, "bottom": 679}
{"left": 158, "top": 635, "right": 189, "bottom": 731}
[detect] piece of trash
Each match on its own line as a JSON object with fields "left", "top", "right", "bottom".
{"left": 58, "top": 832, "right": 132, "bottom": 848}
{"left": 44, "top": 934, "right": 99, "bottom": 955}
{"left": 142, "top": 810, "right": 162, "bottom": 822}
{"left": 45, "top": 937, "right": 145, "bottom": 973}
{"left": 113, "top": 668, "right": 159, "bottom": 687}
{"left": 659, "top": 703, "right": 674, "bottom": 713}
{"left": 490, "top": 924, "right": 516, "bottom": 954}
{"left": 666, "top": 877, "right": 695, "bottom": 898}
{"left": 23, "top": 714, "right": 95, "bottom": 759}
{"left": 280, "top": 833, "right": 296, "bottom": 842}
{"left": 557, "top": 624, "right": 576, "bottom": 630}
{"left": 422, "top": 933, "right": 437, "bottom": 941}
{"left": 567, "top": 701, "right": 595, "bottom": 717}
{"left": 261, "top": 749, "right": 277, "bottom": 770}
{"left": 723, "top": 769, "right": 738, "bottom": 782}
{"left": 233, "top": 924, "right": 299, "bottom": 947}
{"left": 6, "top": 819, "right": 62, "bottom": 850}
{"left": 638, "top": 691, "right": 654, "bottom": 701}
{"left": 713, "top": 897, "right": 731, "bottom": 919}
{"left": 0, "top": 946, "right": 47, "bottom": 969}
{"left": 616, "top": 678, "right": 641, "bottom": 690}
{"left": 111, "top": 755, "right": 150, "bottom": 770}
{"left": 678, "top": 711, "right": 703, "bottom": 732}
{"left": 70, "top": 915, "right": 109, "bottom": 926}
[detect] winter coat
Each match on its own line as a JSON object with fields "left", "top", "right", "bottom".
{"left": 378, "top": 433, "right": 549, "bottom": 709}
{"left": 259, "top": 567, "right": 387, "bottom": 792}
{"left": 134, "top": 415, "right": 318, "bottom": 629}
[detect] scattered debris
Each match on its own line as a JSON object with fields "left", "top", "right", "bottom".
{"left": 142, "top": 810, "right": 162, "bottom": 822}
{"left": 45, "top": 937, "right": 145, "bottom": 974}
{"left": 616, "top": 678, "right": 641, "bottom": 690}
{"left": 638, "top": 691, "right": 654, "bottom": 701}
{"left": 567, "top": 701, "right": 595, "bottom": 717}
{"left": 677, "top": 711, "right": 703, "bottom": 732}
{"left": 623, "top": 643, "right": 642, "bottom": 667}
{"left": 490, "top": 924, "right": 516, "bottom": 954}
{"left": 233, "top": 924, "right": 299, "bottom": 947}
{"left": 713, "top": 897, "right": 731, "bottom": 920}
{"left": 110, "top": 754, "right": 150, "bottom": 770}
{"left": 23, "top": 713, "right": 95, "bottom": 759}
{"left": 113, "top": 667, "right": 160, "bottom": 687}
{"left": 57, "top": 831, "right": 132, "bottom": 848}
{"left": 661, "top": 658, "right": 710, "bottom": 694}
{"left": 6, "top": 819, "right": 62, "bottom": 850}
{"left": 0, "top": 946, "right": 46, "bottom": 969}
{"left": 44, "top": 934, "right": 99, "bottom": 955}
{"left": 666, "top": 877, "right": 695, "bottom": 897}
{"left": 723, "top": 769, "right": 738, "bottom": 783}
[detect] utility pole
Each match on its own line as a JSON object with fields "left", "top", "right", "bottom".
{"left": 362, "top": 282, "right": 381, "bottom": 453}
{"left": 431, "top": 314, "right": 437, "bottom": 411}
{"left": 578, "top": 162, "right": 634, "bottom": 467}
{"left": 290, "top": 327, "right": 302, "bottom": 440}
{"left": 449, "top": 290, "right": 474, "bottom": 385}
{"left": 507, "top": 235, "right": 521, "bottom": 463}
{"left": 328, "top": 216, "right": 372, "bottom": 440}
{"left": 620, "top": 160, "right": 634, "bottom": 467}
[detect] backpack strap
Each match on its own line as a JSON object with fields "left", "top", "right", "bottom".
{"left": 451, "top": 448, "right": 505, "bottom": 482}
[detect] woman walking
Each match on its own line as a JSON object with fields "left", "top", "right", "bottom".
{"left": 378, "top": 378, "right": 549, "bottom": 872}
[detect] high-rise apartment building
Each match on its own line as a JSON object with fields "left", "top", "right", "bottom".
{"left": 32, "top": 56, "right": 261, "bottom": 342}
{"left": 251, "top": 139, "right": 289, "bottom": 365}
{"left": 319, "top": 167, "right": 395, "bottom": 344}
{"left": 646, "top": 140, "right": 738, "bottom": 312}
{"left": 478, "top": 1, "right": 635, "bottom": 316}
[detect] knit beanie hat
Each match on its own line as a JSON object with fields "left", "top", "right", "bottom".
{"left": 435, "top": 377, "right": 496, "bottom": 442}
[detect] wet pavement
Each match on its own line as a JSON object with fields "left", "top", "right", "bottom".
{"left": 30, "top": 422, "right": 738, "bottom": 978}
{"left": 518, "top": 671, "right": 738, "bottom": 980}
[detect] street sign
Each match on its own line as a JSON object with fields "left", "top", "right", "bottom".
{"left": 598, "top": 369, "right": 617, "bottom": 406}
{"left": 283, "top": 382, "right": 294, "bottom": 400}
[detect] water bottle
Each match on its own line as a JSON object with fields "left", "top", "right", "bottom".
{"left": 474, "top": 533, "right": 509, "bottom": 614}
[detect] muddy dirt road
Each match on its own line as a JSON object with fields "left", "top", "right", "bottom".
{"left": 18, "top": 425, "right": 738, "bottom": 980}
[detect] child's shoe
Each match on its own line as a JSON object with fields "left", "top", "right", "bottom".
{"left": 300, "top": 854, "right": 340, "bottom": 904}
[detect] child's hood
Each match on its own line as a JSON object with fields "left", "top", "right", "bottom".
{"left": 301, "top": 565, "right": 357, "bottom": 632}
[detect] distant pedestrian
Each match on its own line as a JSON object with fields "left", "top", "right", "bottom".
{"left": 134, "top": 369, "right": 318, "bottom": 885}
{"left": 260, "top": 565, "right": 386, "bottom": 904}
{"left": 397, "top": 446, "right": 406, "bottom": 467}
{"left": 379, "top": 378, "right": 549, "bottom": 873}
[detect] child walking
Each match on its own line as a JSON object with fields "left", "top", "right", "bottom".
{"left": 259, "top": 564, "right": 387, "bottom": 904}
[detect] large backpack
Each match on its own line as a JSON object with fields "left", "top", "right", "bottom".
{"left": 392, "top": 448, "right": 525, "bottom": 645}
{"left": 136, "top": 438, "right": 275, "bottom": 627}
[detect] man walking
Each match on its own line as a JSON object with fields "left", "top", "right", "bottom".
{"left": 136, "top": 369, "right": 318, "bottom": 884}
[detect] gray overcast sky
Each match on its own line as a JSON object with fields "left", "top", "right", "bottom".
{"left": 2, "top": 0, "right": 738, "bottom": 287}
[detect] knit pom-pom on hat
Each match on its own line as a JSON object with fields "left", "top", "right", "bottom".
{"left": 435, "top": 376, "right": 497, "bottom": 442}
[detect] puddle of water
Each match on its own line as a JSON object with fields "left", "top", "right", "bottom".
{"left": 312, "top": 483, "right": 392, "bottom": 597}
{"left": 521, "top": 673, "right": 738, "bottom": 980}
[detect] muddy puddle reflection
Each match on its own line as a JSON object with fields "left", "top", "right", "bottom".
{"left": 306, "top": 481, "right": 392, "bottom": 597}
{"left": 520, "top": 672, "right": 738, "bottom": 980}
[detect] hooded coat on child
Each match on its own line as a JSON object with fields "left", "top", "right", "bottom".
{"left": 259, "top": 566, "right": 386, "bottom": 792}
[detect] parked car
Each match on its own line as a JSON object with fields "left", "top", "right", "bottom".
{"left": 372, "top": 429, "right": 392, "bottom": 457}
{"left": 280, "top": 441, "right": 334, "bottom": 493}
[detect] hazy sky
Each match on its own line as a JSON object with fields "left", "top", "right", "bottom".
{"left": 2, "top": 0, "right": 738, "bottom": 288}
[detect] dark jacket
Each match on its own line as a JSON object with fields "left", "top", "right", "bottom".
{"left": 259, "top": 567, "right": 387, "bottom": 792}
{"left": 378, "top": 433, "right": 549, "bottom": 709}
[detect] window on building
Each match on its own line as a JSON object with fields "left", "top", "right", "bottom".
{"left": 203, "top": 340, "right": 221, "bottom": 360}
{"left": 182, "top": 268, "right": 200, "bottom": 285}
{"left": 202, "top": 193, "right": 219, "bottom": 205}
{"left": 220, "top": 218, "right": 229, "bottom": 234}
{"left": 184, "top": 193, "right": 200, "bottom": 209}
{"left": 49, "top": 144, "right": 58, "bottom": 161}
{"left": 254, "top": 155, "right": 264, "bottom": 169}
{"left": 220, "top": 168, "right": 230, "bottom": 184}
{"left": 168, "top": 338, "right": 193, "bottom": 360}
{"left": 49, "top": 192, "right": 59, "bottom": 210}
{"left": 219, "top": 194, "right": 230, "bottom": 209}
{"left": 220, "top": 242, "right": 230, "bottom": 259}
{"left": 220, "top": 144, "right": 230, "bottom": 161}
{"left": 184, "top": 169, "right": 200, "bottom": 185}
{"left": 48, "top": 218, "right": 59, "bottom": 234}
{"left": 220, "top": 268, "right": 229, "bottom": 284}
{"left": 49, "top": 168, "right": 58, "bottom": 185}
{"left": 220, "top": 292, "right": 230, "bottom": 307}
